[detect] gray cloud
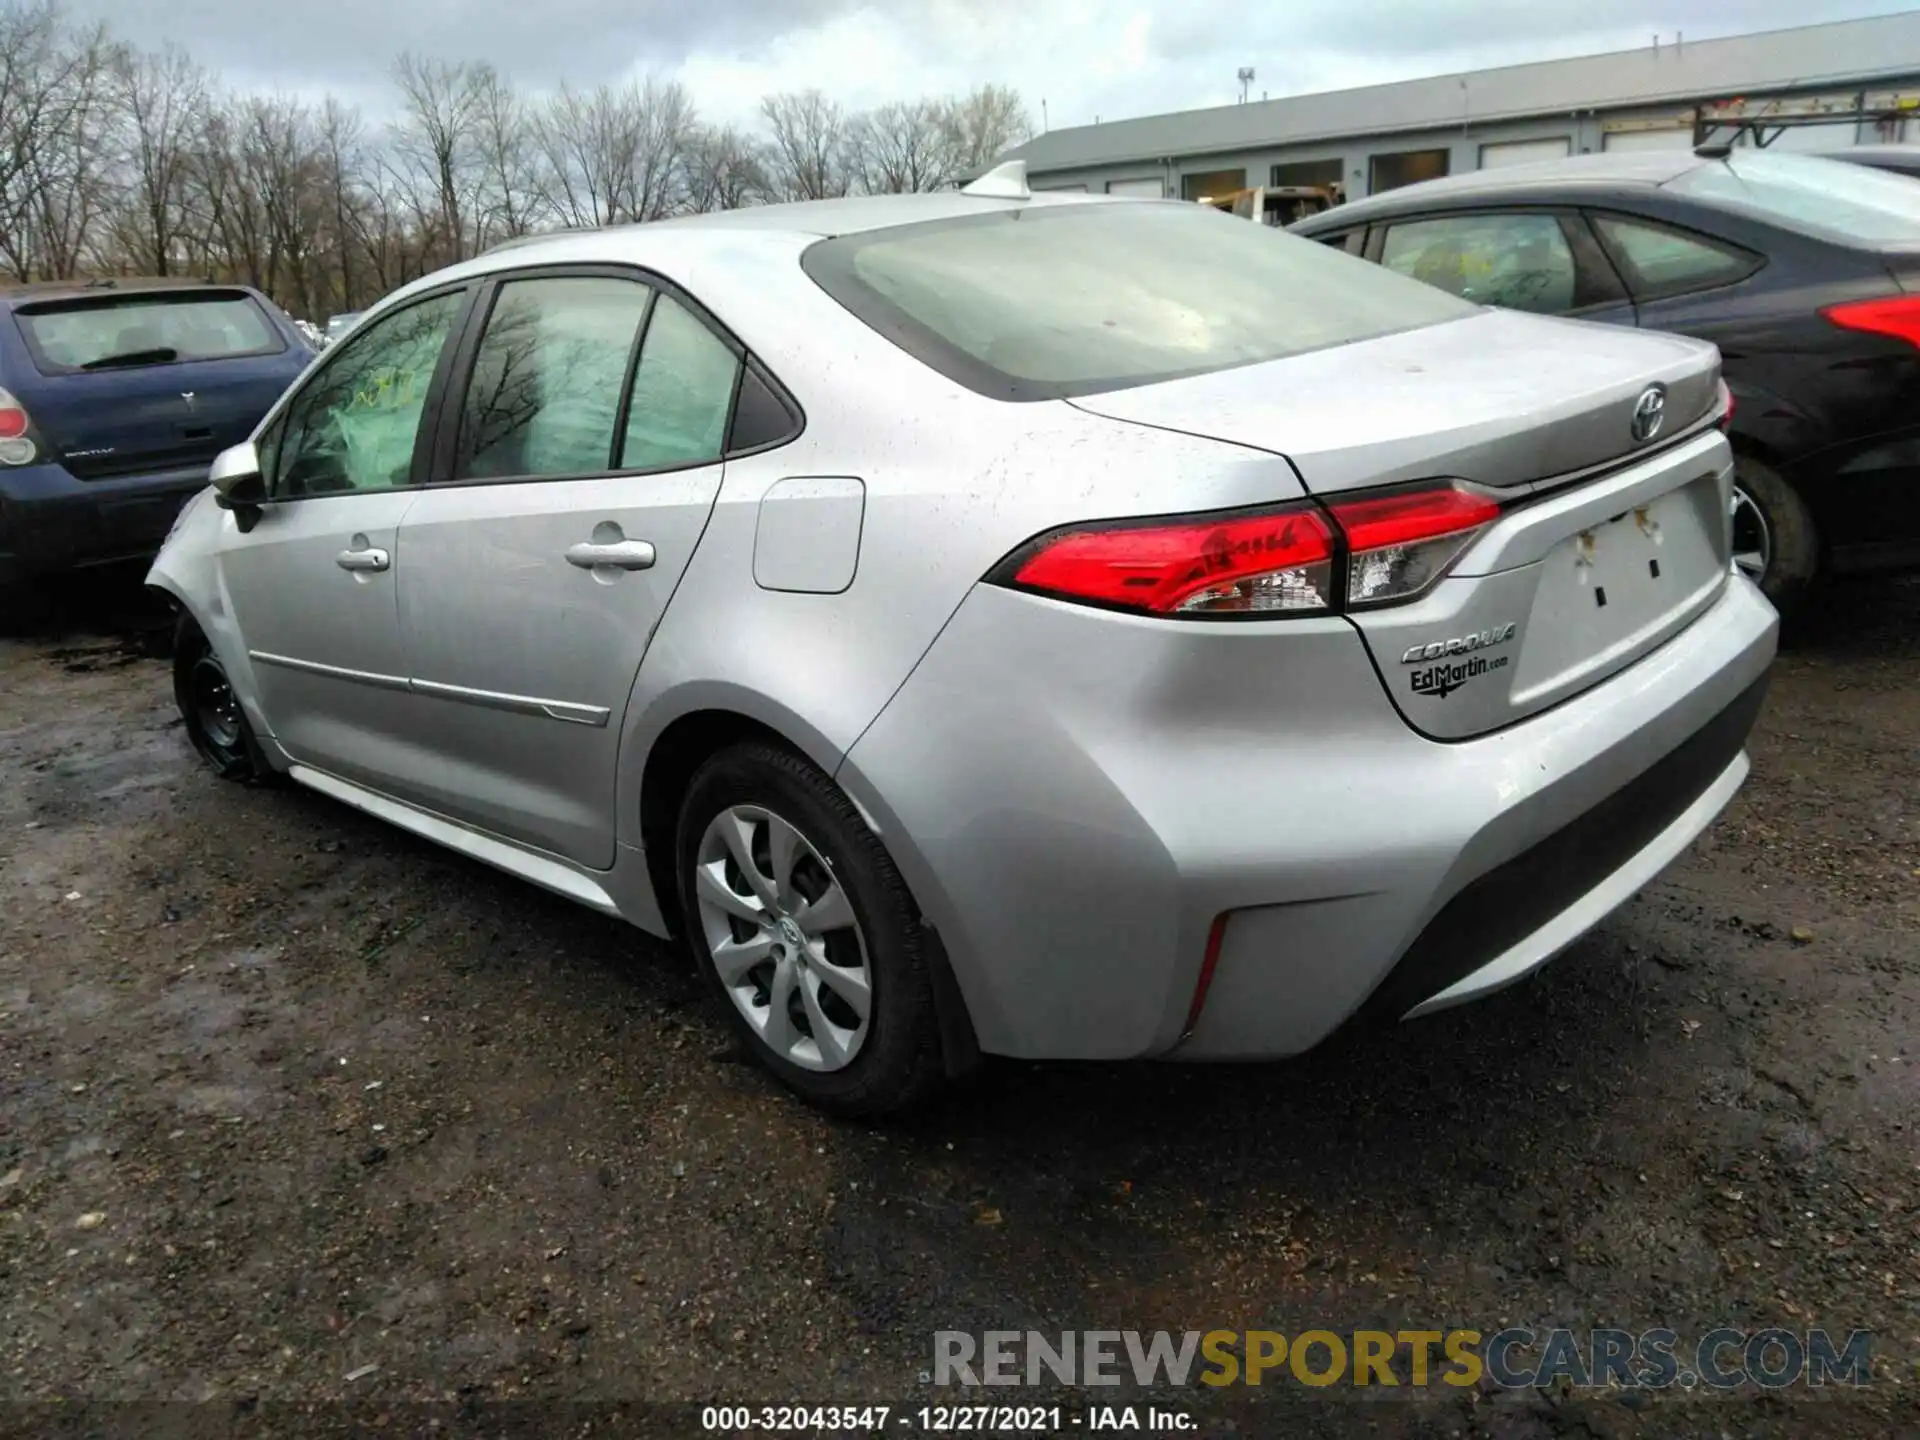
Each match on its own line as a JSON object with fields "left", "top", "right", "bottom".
{"left": 60, "top": 0, "right": 854, "bottom": 90}
{"left": 55, "top": 0, "right": 1912, "bottom": 121}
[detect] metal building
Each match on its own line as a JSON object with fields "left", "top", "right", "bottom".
{"left": 998, "top": 11, "right": 1920, "bottom": 213}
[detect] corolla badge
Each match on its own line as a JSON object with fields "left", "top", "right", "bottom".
{"left": 1630, "top": 384, "right": 1667, "bottom": 444}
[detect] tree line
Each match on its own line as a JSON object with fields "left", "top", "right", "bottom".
{"left": 0, "top": 0, "right": 1032, "bottom": 321}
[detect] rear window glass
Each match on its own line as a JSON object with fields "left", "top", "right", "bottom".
{"left": 802, "top": 201, "right": 1477, "bottom": 400}
{"left": 16, "top": 291, "right": 284, "bottom": 373}
{"left": 1668, "top": 152, "right": 1920, "bottom": 245}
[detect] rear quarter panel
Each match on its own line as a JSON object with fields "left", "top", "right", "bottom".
{"left": 603, "top": 230, "right": 1314, "bottom": 890}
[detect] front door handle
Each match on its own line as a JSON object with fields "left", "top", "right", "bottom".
{"left": 336, "top": 546, "right": 390, "bottom": 572}
{"left": 566, "top": 539, "right": 656, "bottom": 572}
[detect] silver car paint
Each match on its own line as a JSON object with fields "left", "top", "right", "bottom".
{"left": 838, "top": 574, "right": 1774, "bottom": 1059}
{"left": 1069, "top": 307, "right": 1722, "bottom": 497}
{"left": 387, "top": 462, "right": 726, "bottom": 869}
{"left": 1348, "top": 429, "right": 1734, "bottom": 739}
{"left": 150, "top": 190, "right": 1777, "bottom": 1065}
{"left": 214, "top": 492, "right": 421, "bottom": 793}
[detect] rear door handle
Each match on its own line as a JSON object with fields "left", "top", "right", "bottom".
{"left": 335, "top": 546, "right": 390, "bottom": 572}
{"left": 566, "top": 539, "right": 656, "bottom": 571}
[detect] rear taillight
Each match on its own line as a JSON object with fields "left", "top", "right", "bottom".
{"left": 988, "top": 481, "right": 1500, "bottom": 619}
{"left": 1716, "top": 379, "right": 1734, "bottom": 431}
{"left": 0, "top": 387, "right": 37, "bottom": 465}
{"left": 994, "top": 502, "right": 1338, "bottom": 616}
{"left": 1326, "top": 483, "right": 1501, "bottom": 608}
{"left": 1822, "top": 294, "right": 1920, "bottom": 348}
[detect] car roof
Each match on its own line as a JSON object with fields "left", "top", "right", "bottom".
{"left": 1294, "top": 151, "right": 1704, "bottom": 231}
{"left": 479, "top": 188, "right": 1120, "bottom": 260}
{"left": 1822, "top": 142, "right": 1920, "bottom": 167}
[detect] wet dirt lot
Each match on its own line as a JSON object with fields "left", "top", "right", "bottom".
{"left": 1, "top": 570, "right": 1917, "bottom": 1438}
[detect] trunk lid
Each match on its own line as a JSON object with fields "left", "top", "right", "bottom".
{"left": 1069, "top": 309, "right": 1723, "bottom": 496}
{"left": 1070, "top": 309, "right": 1735, "bottom": 740}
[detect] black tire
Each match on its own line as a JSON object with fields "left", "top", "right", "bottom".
{"left": 675, "top": 739, "right": 946, "bottom": 1117}
{"left": 172, "top": 615, "right": 280, "bottom": 784}
{"left": 1731, "top": 455, "right": 1818, "bottom": 617}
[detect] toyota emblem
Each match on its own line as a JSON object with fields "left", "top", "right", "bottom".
{"left": 1630, "top": 384, "right": 1667, "bottom": 444}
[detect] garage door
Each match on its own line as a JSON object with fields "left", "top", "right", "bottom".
{"left": 1603, "top": 128, "right": 1695, "bottom": 153}
{"left": 1106, "top": 177, "right": 1165, "bottom": 198}
{"left": 1480, "top": 137, "right": 1571, "bottom": 168}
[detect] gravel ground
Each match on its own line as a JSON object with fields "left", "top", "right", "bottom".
{"left": 1, "top": 570, "right": 1916, "bottom": 1438}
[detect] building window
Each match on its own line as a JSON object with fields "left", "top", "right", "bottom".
{"left": 1368, "top": 148, "right": 1450, "bottom": 194}
{"left": 1269, "top": 159, "right": 1343, "bottom": 189}
{"left": 1181, "top": 167, "right": 1246, "bottom": 203}
{"left": 1478, "top": 137, "right": 1571, "bottom": 169}
{"left": 1105, "top": 178, "right": 1164, "bottom": 198}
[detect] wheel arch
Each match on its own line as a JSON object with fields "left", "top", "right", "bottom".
{"left": 145, "top": 523, "right": 277, "bottom": 743}
{"left": 631, "top": 693, "right": 981, "bottom": 1079}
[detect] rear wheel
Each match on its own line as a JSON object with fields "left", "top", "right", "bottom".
{"left": 675, "top": 740, "right": 945, "bottom": 1116}
{"left": 1731, "top": 456, "right": 1817, "bottom": 616}
{"left": 172, "top": 616, "right": 278, "bottom": 783}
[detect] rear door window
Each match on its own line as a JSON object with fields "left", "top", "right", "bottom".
{"left": 619, "top": 296, "right": 742, "bottom": 470}
{"left": 454, "top": 275, "right": 655, "bottom": 481}
{"left": 1589, "top": 214, "right": 1760, "bottom": 299}
{"left": 1378, "top": 212, "right": 1578, "bottom": 313}
{"left": 15, "top": 291, "right": 286, "bottom": 374}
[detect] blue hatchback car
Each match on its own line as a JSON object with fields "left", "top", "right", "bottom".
{"left": 0, "top": 278, "right": 314, "bottom": 602}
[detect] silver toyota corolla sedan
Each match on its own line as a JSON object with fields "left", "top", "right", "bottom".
{"left": 148, "top": 163, "right": 1778, "bottom": 1114}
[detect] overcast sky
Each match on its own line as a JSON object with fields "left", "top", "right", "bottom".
{"left": 58, "top": 0, "right": 1916, "bottom": 132}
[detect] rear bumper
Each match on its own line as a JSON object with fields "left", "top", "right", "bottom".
{"left": 0, "top": 461, "right": 209, "bottom": 586}
{"left": 837, "top": 574, "right": 1778, "bottom": 1062}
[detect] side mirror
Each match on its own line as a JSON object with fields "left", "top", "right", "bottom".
{"left": 210, "top": 442, "right": 267, "bottom": 531}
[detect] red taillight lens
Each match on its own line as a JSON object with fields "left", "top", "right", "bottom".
{"left": 991, "top": 483, "right": 1501, "bottom": 618}
{"left": 0, "top": 387, "right": 36, "bottom": 464}
{"left": 1822, "top": 294, "right": 1920, "bottom": 348}
{"left": 1327, "top": 483, "right": 1500, "bottom": 607}
{"left": 997, "top": 503, "right": 1337, "bottom": 616}
{"left": 1715, "top": 379, "right": 1734, "bottom": 431}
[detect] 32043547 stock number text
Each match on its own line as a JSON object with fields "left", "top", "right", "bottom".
{"left": 700, "top": 1405, "right": 1067, "bottom": 1432}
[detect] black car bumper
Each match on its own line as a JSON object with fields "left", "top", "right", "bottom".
{"left": 0, "top": 461, "right": 210, "bottom": 588}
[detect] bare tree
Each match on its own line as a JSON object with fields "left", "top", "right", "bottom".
{"left": 628, "top": 76, "right": 695, "bottom": 222}
{"left": 470, "top": 62, "right": 541, "bottom": 246}
{"left": 682, "top": 123, "right": 769, "bottom": 214}
{"left": 110, "top": 42, "right": 206, "bottom": 274}
{"left": 188, "top": 99, "right": 266, "bottom": 289}
{"left": 241, "top": 94, "right": 325, "bottom": 319}
{"left": 535, "top": 82, "right": 641, "bottom": 228}
{"left": 759, "top": 89, "right": 851, "bottom": 201}
{"left": 534, "top": 75, "right": 694, "bottom": 228}
{"left": 851, "top": 99, "right": 956, "bottom": 194}
{"left": 942, "top": 83, "right": 1032, "bottom": 177}
{"left": 0, "top": 3, "right": 119, "bottom": 279}
{"left": 0, "top": 3, "right": 1037, "bottom": 315}
{"left": 314, "top": 96, "right": 369, "bottom": 310}
{"left": 389, "top": 51, "right": 488, "bottom": 264}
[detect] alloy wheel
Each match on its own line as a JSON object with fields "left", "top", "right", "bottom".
{"left": 1730, "top": 483, "right": 1772, "bottom": 583}
{"left": 693, "top": 804, "right": 871, "bottom": 1072}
